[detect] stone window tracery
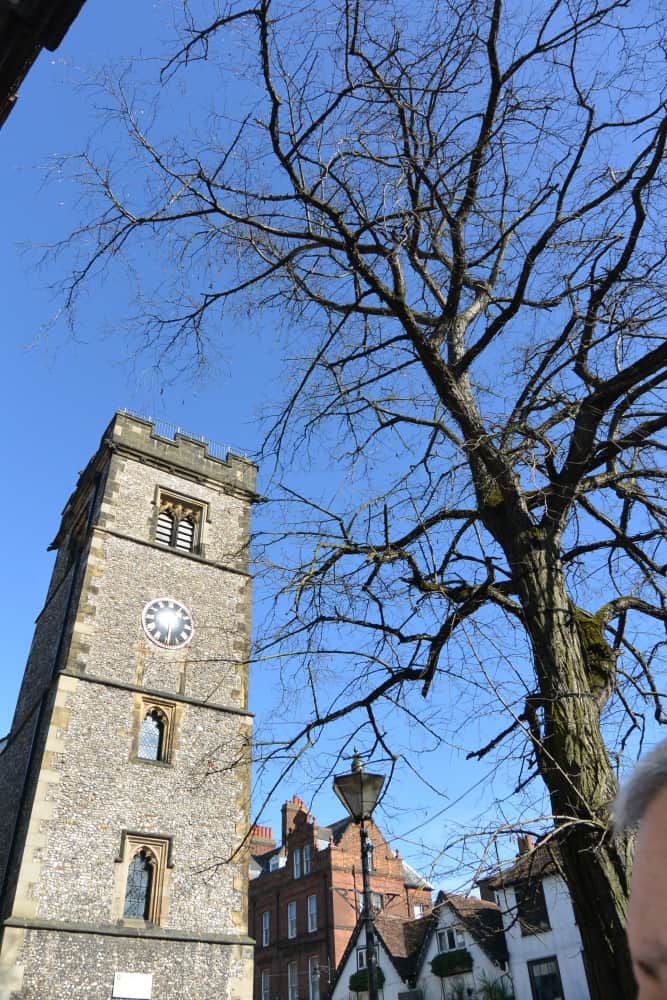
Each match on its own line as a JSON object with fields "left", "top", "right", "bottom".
{"left": 138, "top": 709, "right": 166, "bottom": 761}
{"left": 114, "top": 832, "right": 173, "bottom": 926}
{"left": 154, "top": 491, "right": 205, "bottom": 554}
{"left": 123, "top": 849, "right": 155, "bottom": 919}
{"left": 131, "top": 697, "right": 178, "bottom": 767}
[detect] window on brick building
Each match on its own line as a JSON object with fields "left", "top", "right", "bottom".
{"left": 261, "top": 971, "right": 271, "bottom": 1000}
{"left": 308, "top": 957, "right": 320, "bottom": 1000}
{"left": 293, "top": 848, "right": 302, "bottom": 879}
{"left": 414, "top": 902, "right": 425, "bottom": 918}
{"left": 288, "top": 961, "right": 298, "bottom": 1000}
{"left": 154, "top": 491, "right": 205, "bottom": 554}
{"left": 262, "top": 910, "right": 270, "bottom": 946}
{"left": 288, "top": 900, "right": 297, "bottom": 938}
{"left": 307, "top": 894, "right": 317, "bottom": 932}
{"left": 357, "top": 890, "right": 384, "bottom": 914}
{"left": 303, "top": 844, "right": 312, "bottom": 874}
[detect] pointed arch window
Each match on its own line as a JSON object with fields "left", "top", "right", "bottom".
{"left": 154, "top": 491, "right": 205, "bottom": 554}
{"left": 175, "top": 515, "right": 195, "bottom": 551}
{"left": 155, "top": 508, "right": 175, "bottom": 546}
{"left": 138, "top": 710, "right": 165, "bottom": 761}
{"left": 132, "top": 698, "right": 177, "bottom": 767}
{"left": 114, "top": 832, "right": 173, "bottom": 926}
{"left": 123, "top": 849, "right": 154, "bottom": 919}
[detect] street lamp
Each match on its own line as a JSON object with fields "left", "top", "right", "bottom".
{"left": 333, "top": 751, "right": 385, "bottom": 1000}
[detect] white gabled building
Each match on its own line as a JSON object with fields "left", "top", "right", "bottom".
{"left": 329, "top": 834, "right": 592, "bottom": 1000}
{"left": 330, "top": 894, "right": 509, "bottom": 1000}
{"left": 479, "top": 836, "right": 591, "bottom": 1000}
{"left": 330, "top": 913, "right": 431, "bottom": 1000}
{"left": 419, "top": 892, "right": 511, "bottom": 1000}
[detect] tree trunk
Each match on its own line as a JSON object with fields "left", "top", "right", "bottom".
{"left": 558, "top": 826, "right": 635, "bottom": 999}
{"left": 502, "top": 529, "right": 636, "bottom": 1000}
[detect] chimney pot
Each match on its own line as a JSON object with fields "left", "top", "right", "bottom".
{"left": 517, "top": 834, "right": 535, "bottom": 855}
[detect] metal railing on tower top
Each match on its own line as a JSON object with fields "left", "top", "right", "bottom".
{"left": 119, "top": 408, "right": 250, "bottom": 461}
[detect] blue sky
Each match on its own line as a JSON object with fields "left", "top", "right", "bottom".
{"left": 5, "top": 0, "right": 653, "bottom": 888}
{"left": 1, "top": 1, "right": 271, "bottom": 729}
{"left": 1, "top": 5, "right": 280, "bottom": 770}
{"left": 2, "top": 1, "right": 470, "bottom": 873}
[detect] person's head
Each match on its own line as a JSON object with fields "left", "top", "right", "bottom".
{"left": 615, "top": 740, "right": 667, "bottom": 999}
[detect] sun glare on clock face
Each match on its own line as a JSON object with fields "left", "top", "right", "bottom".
{"left": 156, "top": 609, "right": 179, "bottom": 629}
{"left": 141, "top": 598, "right": 194, "bottom": 649}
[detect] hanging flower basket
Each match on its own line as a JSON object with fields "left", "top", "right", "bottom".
{"left": 430, "top": 949, "right": 473, "bottom": 978}
{"left": 349, "top": 968, "right": 386, "bottom": 993}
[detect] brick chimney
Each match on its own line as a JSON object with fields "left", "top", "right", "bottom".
{"left": 249, "top": 824, "right": 276, "bottom": 856}
{"left": 282, "top": 794, "right": 307, "bottom": 844}
{"left": 517, "top": 834, "right": 535, "bottom": 855}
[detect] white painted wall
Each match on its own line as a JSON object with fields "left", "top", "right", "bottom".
{"left": 418, "top": 904, "right": 511, "bottom": 1000}
{"left": 330, "top": 926, "right": 407, "bottom": 1000}
{"left": 496, "top": 875, "right": 590, "bottom": 1000}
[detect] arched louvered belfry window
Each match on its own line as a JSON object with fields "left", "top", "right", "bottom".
{"left": 138, "top": 710, "right": 165, "bottom": 761}
{"left": 174, "top": 515, "right": 195, "bottom": 552}
{"left": 123, "top": 850, "right": 154, "bottom": 919}
{"left": 155, "top": 508, "right": 175, "bottom": 546}
{"left": 154, "top": 495, "right": 202, "bottom": 553}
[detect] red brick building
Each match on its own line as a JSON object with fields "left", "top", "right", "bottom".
{"left": 249, "top": 795, "right": 432, "bottom": 1000}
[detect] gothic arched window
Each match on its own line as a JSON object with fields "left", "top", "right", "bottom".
{"left": 155, "top": 508, "right": 175, "bottom": 546}
{"left": 138, "top": 710, "right": 165, "bottom": 761}
{"left": 174, "top": 515, "right": 195, "bottom": 552}
{"left": 132, "top": 700, "right": 176, "bottom": 767}
{"left": 154, "top": 492, "right": 203, "bottom": 554}
{"left": 115, "top": 832, "right": 172, "bottom": 926}
{"left": 123, "top": 850, "right": 154, "bottom": 919}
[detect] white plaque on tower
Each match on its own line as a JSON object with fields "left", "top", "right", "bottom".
{"left": 112, "top": 972, "right": 153, "bottom": 999}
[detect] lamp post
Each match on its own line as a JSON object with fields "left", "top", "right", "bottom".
{"left": 333, "top": 751, "right": 385, "bottom": 1000}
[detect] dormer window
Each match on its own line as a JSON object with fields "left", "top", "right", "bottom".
{"left": 437, "top": 926, "right": 465, "bottom": 952}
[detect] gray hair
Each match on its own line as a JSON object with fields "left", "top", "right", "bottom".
{"left": 614, "top": 739, "right": 667, "bottom": 833}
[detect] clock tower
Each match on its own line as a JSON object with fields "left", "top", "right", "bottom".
{"left": 0, "top": 412, "right": 257, "bottom": 1000}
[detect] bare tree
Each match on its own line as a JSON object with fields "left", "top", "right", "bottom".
{"left": 53, "top": 1, "right": 667, "bottom": 995}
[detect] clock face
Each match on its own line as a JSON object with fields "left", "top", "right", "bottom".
{"left": 142, "top": 598, "right": 194, "bottom": 649}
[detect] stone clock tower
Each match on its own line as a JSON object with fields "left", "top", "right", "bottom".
{"left": 0, "top": 412, "right": 257, "bottom": 1000}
